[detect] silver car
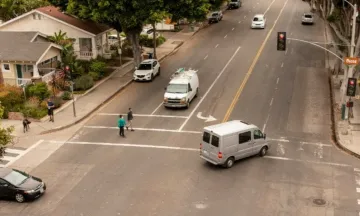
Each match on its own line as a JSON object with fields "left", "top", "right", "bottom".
{"left": 302, "top": 13, "right": 314, "bottom": 25}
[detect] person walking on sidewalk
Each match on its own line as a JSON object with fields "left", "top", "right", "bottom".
{"left": 118, "top": 115, "right": 126, "bottom": 137}
{"left": 126, "top": 108, "right": 134, "bottom": 131}
{"left": 47, "top": 98, "right": 55, "bottom": 122}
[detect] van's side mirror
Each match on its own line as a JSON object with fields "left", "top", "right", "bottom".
{"left": 263, "top": 133, "right": 266, "bottom": 139}
{"left": 164, "top": 87, "right": 167, "bottom": 91}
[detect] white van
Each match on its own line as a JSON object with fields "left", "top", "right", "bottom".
{"left": 163, "top": 68, "right": 199, "bottom": 108}
{"left": 200, "top": 120, "right": 269, "bottom": 168}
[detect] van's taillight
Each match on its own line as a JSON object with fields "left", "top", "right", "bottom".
{"left": 218, "top": 152, "right": 223, "bottom": 159}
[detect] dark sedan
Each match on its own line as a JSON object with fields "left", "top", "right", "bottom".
{"left": 0, "top": 167, "right": 46, "bottom": 203}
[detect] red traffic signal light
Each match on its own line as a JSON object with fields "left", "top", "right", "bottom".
{"left": 277, "top": 32, "right": 286, "bottom": 51}
{"left": 346, "top": 78, "right": 357, "bottom": 97}
{"left": 279, "top": 34, "right": 284, "bottom": 39}
{"left": 350, "top": 80, "right": 355, "bottom": 85}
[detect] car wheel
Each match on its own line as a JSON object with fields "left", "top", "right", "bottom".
{"left": 259, "top": 147, "right": 268, "bottom": 157}
{"left": 15, "top": 193, "right": 25, "bottom": 203}
{"left": 186, "top": 100, "right": 190, "bottom": 108}
{"left": 150, "top": 73, "right": 154, "bottom": 81}
{"left": 224, "top": 157, "right": 235, "bottom": 168}
{"left": 195, "top": 88, "right": 199, "bottom": 97}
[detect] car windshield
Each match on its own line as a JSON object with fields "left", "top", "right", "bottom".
{"left": 253, "top": 17, "right": 262, "bottom": 21}
{"left": 3, "top": 170, "right": 29, "bottom": 186}
{"left": 231, "top": 0, "right": 238, "bottom": 2}
{"left": 166, "top": 84, "right": 188, "bottom": 93}
{"left": 304, "top": 14, "right": 312, "bottom": 18}
{"left": 138, "top": 64, "right": 152, "bottom": 70}
{"left": 212, "top": 13, "right": 218, "bottom": 17}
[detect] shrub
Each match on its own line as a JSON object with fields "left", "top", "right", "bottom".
{"left": 110, "top": 44, "right": 119, "bottom": 51}
{"left": 72, "top": 61, "right": 86, "bottom": 78}
{"left": 21, "top": 106, "right": 47, "bottom": 119}
{"left": 74, "top": 75, "right": 94, "bottom": 91}
{"left": 76, "top": 60, "right": 92, "bottom": 73}
{"left": 0, "top": 85, "right": 25, "bottom": 118}
{"left": 52, "top": 96, "right": 63, "bottom": 108}
{"left": 90, "top": 61, "right": 106, "bottom": 74}
{"left": 62, "top": 91, "right": 72, "bottom": 100}
{"left": 25, "top": 96, "right": 40, "bottom": 108}
{"left": 40, "top": 100, "right": 48, "bottom": 109}
{"left": 88, "top": 71, "right": 100, "bottom": 81}
{"left": 139, "top": 35, "right": 166, "bottom": 47}
{"left": 28, "top": 82, "right": 50, "bottom": 100}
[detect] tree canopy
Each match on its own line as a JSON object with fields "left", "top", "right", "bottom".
{"left": 0, "top": 0, "right": 50, "bottom": 21}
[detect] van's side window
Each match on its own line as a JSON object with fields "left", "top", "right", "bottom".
{"left": 253, "top": 130, "right": 263, "bottom": 139}
{"left": 239, "top": 131, "right": 251, "bottom": 144}
{"left": 188, "top": 83, "right": 191, "bottom": 91}
{"left": 203, "top": 132, "right": 210, "bottom": 143}
{"left": 211, "top": 135, "right": 219, "bottom": 147}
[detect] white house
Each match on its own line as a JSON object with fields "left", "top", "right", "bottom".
{"left": 0, "top": 6, "right": 114, "bottom": 60}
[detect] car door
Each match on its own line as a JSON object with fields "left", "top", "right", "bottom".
{"left": 0, "top": 179, "right": 14, "bottom": 198}
{"left": 237, "top": 131, "right": 253, "bottom": 159}
{"left": 152, "top": 61, "right": 158, "bottom": 75}
{"left": 252, "top": 129, "right": 265, "bottom": 155}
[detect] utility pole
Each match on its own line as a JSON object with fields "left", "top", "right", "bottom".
{"left": 341, "top": 1, "right": 357, "bottom": 120}
{"left": 66, "top": 65, "right": 76, "bottom": 117}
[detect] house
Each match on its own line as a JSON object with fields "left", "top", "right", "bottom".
{"left": 0, "top": 6, "right": 113, "bottom": 60}
{"left": 0, "top": 31, "right": 62, "bottom": 86}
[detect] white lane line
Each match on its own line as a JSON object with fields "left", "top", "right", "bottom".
{"left": 238, "top": 21, "right": 241, "bottom": 23}
{"left": 355, "top": 168, "right": 360, "bottom": 172}
{"left": 83, "top": 126, "right": 202, "bottom": 134}
{"left": 276, "top": 77, "right": 279, "bottom": 84}
{"left": 268, "top": 138, "right": 289, "bottom": 142}
{"left": 269, "top": 98, "right": 274, "bottom": 106}
{"left": 356, "top": 188, "right": 360, "bottom": 193}
{"left": 244, "top": 15, "right": 246, "bottom": 19}
{"left": 232, "top": 27, "right": 235, "bottom": 31}
{"left": 299, "top": 141, "right": 332, "bottom": 147}
{"left": 267, "top": 139, "right": 333, "bottom": 147}
{"left": 264, "top": 156, "right": 353, "bottom": 167}
{"left": 98, "top": 113, "right": 188, "bottom": 119}
{"left": 285, "top": 49, "right": 288, "bottom": 55}
{"left": 58, "top": 141, "right": 199, "bottom": 152}
{"left": 281, "top": 62, "right": 284, "bottom": 67}
{"left": 262, "top": 114, "right": 270, "bottom": 132}
{"left": 178, "top": 46, "right": 241, "bottom": 131}
{"left": 204, "top": 55, "right": 208, "bottom": 60}
{"left": 151, "top": 102, "right": 164, "bottom": 115}
{"left": 264, "top": 0, "right": 276, "bottom": 15}
{"left": 224, "top": 35, "right": 227, "bottom": 39}
{"left": 4, "top": 140, "right": 44, "bottom": 168}
{"left": 358, "top": 199, "right": 360, "bottom": 205}
{"left": 215, "top": 44, "right": 219, "bottom": 48}
{"left": 6, "top": 148, "right": 24, "bottom": 155}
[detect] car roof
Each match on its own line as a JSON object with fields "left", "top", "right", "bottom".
{"left": 204, "top": 120, "right": 258, "bottom": 136}
{"left": 140, "top": 59, "right": 157, "bottom": 64}
{"left": 254, "top": 14, "right": 264, "bottom": 18}
{"left": 0, "top": 167, "right": 12, "bottom": 178}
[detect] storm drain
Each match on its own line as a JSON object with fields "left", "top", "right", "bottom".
{"left": 313, "top": 198, "right": 326, "bottom": 206}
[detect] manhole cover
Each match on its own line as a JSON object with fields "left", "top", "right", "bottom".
{"left": 313, "top": 199, "right": 326, "bottom": 206}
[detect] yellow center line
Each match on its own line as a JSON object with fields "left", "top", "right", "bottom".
{"left": 222, "top": 0, "right": 290, "bottom": 123}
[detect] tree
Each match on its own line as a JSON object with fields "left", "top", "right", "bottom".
{"left": 0, "top": 0, "right": 49, "bottom": 21}
{"left": 146, "top": 10, "right": 169, "bottom": 59}
{"left": 209, "top": 0, "right": 227, "bottom": 10}
{"left": 0, "top": 104, "right": 14, "bottom": 158}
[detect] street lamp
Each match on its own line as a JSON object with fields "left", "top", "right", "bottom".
{"left": 341, "top": 0, "right": 357, "bottom": 119}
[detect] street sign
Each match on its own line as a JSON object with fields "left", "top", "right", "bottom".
{"left": 344, "top": 57, "right": 359, "bottom": 65}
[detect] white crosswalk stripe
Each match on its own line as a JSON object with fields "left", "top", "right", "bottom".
{"left": 0, "top": 147, "right": 27, "bottom": 167}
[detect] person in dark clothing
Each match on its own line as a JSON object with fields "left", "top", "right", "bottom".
{"left": 118, "top": 115, "right": 126, "bottom": 137}
{"left": 22, "top": 118, "right": 31, "bottom": 133}
{"left": 47, "top": 98, "right": 55, "bottom": 122}
{"left": 126, "top": 108, "right": 134, "bottom": 131}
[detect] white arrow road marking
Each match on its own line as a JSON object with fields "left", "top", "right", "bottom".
{"left": 276, "top": 143, "right": 285, "bottom": 155}
{"left": 314, "top": 145, "right": 323, "bottom": 159}
{"left": 197, "top": 112, "right": 216, "bottom": 122}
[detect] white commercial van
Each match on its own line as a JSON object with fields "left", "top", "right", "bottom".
{"left": 163, "top": 68, "right": 199, "bottom": 108}
{"left": 200, "top": 120, "right": 269, "bottom": 168}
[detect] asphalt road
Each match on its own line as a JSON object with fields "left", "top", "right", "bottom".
{"left": 2, "top": 0, "right": 360, "bottom": 215}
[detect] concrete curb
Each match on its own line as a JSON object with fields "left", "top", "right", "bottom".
{"left": 39, "top": 61, "right": 134, "bottom": 122}
{"left": 39, "top": 40, "right": 185, "bottom": 135}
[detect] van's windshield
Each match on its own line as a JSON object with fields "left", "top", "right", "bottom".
{"left": 166, "top": 84, "right": 188, "bottom": 93}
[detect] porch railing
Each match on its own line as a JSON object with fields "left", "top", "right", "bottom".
{"left": 41, "top": 70, "right": 56, "bottom": 83}
{"left": 75, "top": 51, "right": 93, "bottom": 60}
{"left": 16, "top": 78, "right": 32, "bottom": 86}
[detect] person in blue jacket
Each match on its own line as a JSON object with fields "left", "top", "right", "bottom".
{"left": 118, "top": 115, "right": 126, "bottom": 137}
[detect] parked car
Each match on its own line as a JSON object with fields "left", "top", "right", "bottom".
{"left": 133, "top": 59, "right": 161, "bottom": 81}
{"left": 301, "top": 13, "right": 314, "bottom": 25}
{"left": 228, "top": 0, "right": 242, "bottom": 9}
{"left": 200, "top": 120, "right": 269, "bottom": 168}
{"left": 251, "top": 14, "right": 266, "bottom": 29}
{"left": 208, "top": 11, "right": 223, "bottom": 24}
{"left": 164, "top": 68, "right": 199, "bottom": 108}
{"left": 0, "top": 167, "right": 46, "bottom": 203}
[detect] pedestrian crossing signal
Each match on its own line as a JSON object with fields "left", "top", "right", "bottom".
{"left": 346, "top": 78, "right": 357, "bottom": 97}
{"left": 277, "top": 32, "right": 286, "bottom": 51}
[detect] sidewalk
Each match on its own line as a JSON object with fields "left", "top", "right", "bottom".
{"left": 325, "top": 23, "right": 360, "bottom": 158}
{"left": 1, "top": 26, "right": 202, "bottom": 138}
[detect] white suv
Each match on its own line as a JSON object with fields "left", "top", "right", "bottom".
{"left": 133, "top": 59, "right": 160, "bottom": 81}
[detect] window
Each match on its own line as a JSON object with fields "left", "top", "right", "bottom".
{"left": 304, "top": 14, "right": 312, "bottom": 18}
{"left": 253, "top": 130, "right": 263, "bottom": 139}
{"left": 166, "top": 84, "right": 188, "bottom": 93}
{"left": 212, "top": 13, "right": 218, "bottom": 17}
{"left": 0, "top": 179, "right": 7, "bottom": 185}
{"left": 203, "top": 132, "right": 211, "bottom": 143}
{"left": 3, "top": 170, "right": 29, "bottom": 186}
{"left": 188, "top": 83, "right": 192, "bottom": 91}
{"left": 239, "top": 131, "right": 251, "bottom": 144}
{"left": 253, "top": 17, "right": 259, "bottom": 21}
{"left": 138, "top": 64, "right": 152, "bottom": 70}
{"left": 211, "top": 135, "right": 219, "bottom": 147}
{"left": 2, "top": 64, "right": 10, "bottom": 71}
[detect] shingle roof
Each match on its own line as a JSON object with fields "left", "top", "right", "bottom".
{"left": 0, "top": 31, "right": 59, "bottom": 62}
{"left": 36, "top": 6, "right": 111, "bottom": 35}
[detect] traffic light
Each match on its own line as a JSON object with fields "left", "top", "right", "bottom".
{"left": 346, "top": 78, "right": 357, "bottom": 97}
{"left": 277, "top": 32, "right": 286, "bottom": 51}
{"left": 64, "top": 65, "right": 72, "bottom": 81}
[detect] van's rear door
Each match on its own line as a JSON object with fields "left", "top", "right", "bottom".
{"left": 201, "top": 130, "right": 219, "bottom": 162}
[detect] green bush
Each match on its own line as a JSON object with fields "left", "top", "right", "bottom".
{"left": 72, "top": 62, "right": 85, "bottom": 78}
{"left": 21, "top": 106, "right": 47, "bottom": 119}
{"left": 90, "top": 61, "right": 106, "bottom": 73}
{"left": 62, "top": 91, "right": 72, "bottom": 100}
{"left": 76, "top": 60, "right": 92, "bottom": 73}
{"left": 88, "top": 71, "right": 100, "bottom": 81}
{"left": 74, "top": 75, "right": 94, "bottom": 91}
{"left": 52, "top": 96, "right": 63, "bottom": 108}
{"left": 28, "top": 82, "right": 50, "bottom": 100}
{"left": 0, "top": 85, "right": 25, "bottom": 118}
{"left": 139, "top": 35, "right": 166, "bottom": 47}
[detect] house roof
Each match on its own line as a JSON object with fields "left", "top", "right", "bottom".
{"left": 36, "top": 6, "right": 111, "bottom": 35}
{"left": 0, "top": 31, "right": 62, "bottom": 63}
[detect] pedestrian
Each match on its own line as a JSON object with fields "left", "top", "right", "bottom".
{"left": 47, "top": 98, "right": 55, "bottom": 122}
{"left": 22, "top": 117, "right": 31, "bottom": 133}
{"left": 118, "top": 114, "right": 126, "bottom": 137}
{"left": 126, "top": 108, "right": 134, "bottom": 131}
